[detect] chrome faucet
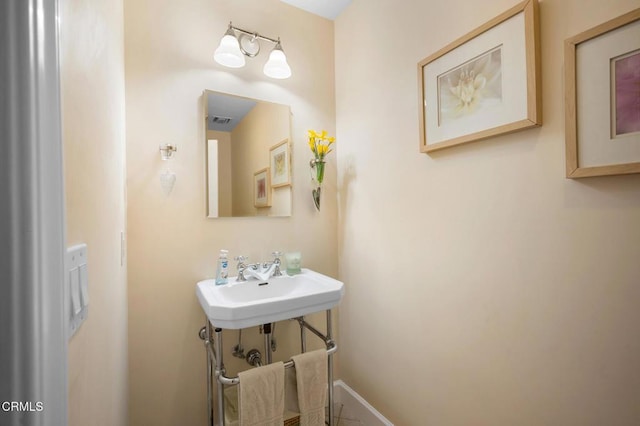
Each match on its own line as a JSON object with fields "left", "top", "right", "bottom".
{"left": 266, "top": 251, "right": 283, "bottom": 277}
{"left": 234, "top": 255, "right": 256, "bottom": 282}
{"left": 234, "top": 252, "right": 283, "bottom": 282}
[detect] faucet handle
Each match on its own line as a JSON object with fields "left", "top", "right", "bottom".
{"left": 271, "top": 251, "right": 283, "bottom": 276}
{"left": 234, "top": 255, "right": 249, "bottom": 281}
{"left": 234, "top": 255, "right": 249, "bottom": 268}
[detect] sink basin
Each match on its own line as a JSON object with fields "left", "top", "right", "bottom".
{"left": 196, "top": 268, "right": 344, "bottom": 329}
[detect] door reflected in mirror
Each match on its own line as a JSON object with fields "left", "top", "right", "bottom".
{"left": 204, "top": 90, "right": 292, "bottom": 218}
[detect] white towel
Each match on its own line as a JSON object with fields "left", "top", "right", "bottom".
{"left": 292, "top": 349, "right": 327, "bottom": 426}
{"left": 238, "top": 362, "right": 285, "bottom": 426}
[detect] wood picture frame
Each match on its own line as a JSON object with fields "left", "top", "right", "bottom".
{"left": 269, "top": 139, "right": 291, "bottom": 187}
{"left": 253, "top": 168, "right": 271, "bottom": 208}
{"left": 564, "top": 8, "right": 640, "bottom": 178}
{"left": 418, "top": 0, "right": 541, "bottom": 153}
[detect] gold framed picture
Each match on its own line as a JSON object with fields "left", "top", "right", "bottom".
{"left": 269, "top": 139, "right": 291, "bottom": 187}
{"left": 418, "top": 0, "right": 541, "bottom": 153}
{"left": 253, "top": 168, "right": 271, "bottom": 207}
{"left": 564, "top": 8, "right": 640, "bottom": 178}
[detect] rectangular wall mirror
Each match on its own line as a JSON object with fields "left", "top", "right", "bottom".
{"left": 204, "top": 90, "right": 292, "bottom": 218}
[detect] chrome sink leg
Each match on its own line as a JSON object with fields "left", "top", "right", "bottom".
{"left": 200, "top": 322, "right": 215, "bottom": 426}
{"left": 263, "top": 323, "right": 273, "bottom": 364}
{"left": 299, "top": 315, "right": 307, "bottom": 353}
{"left": 214, "top": 327, "right": 225, "bottom": 426}
{"left": 206, "top": 344, "right": 212, "bottom": 426}
{"left": 327, "top": 310, "right": 334, "bottom": 426}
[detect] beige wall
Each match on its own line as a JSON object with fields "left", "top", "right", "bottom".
{"left": 335, "top": 0, "right": 640, "bottom": 424}
{"left": 124, "top": 0, "right": 336, "bottom": 424}
{"left": 60, "top": 0, "right": 128, "bottom": 425}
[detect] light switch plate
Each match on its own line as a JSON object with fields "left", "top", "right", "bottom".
{"left": 70, "top": 268, "right": 81, "bottom": 316}
{"left": 67, "top": 244, "right": 88, "bottom": 339}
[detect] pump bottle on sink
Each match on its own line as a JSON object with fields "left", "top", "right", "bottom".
{"left": 215, "top": 249, "right": 229, "bottom": 285}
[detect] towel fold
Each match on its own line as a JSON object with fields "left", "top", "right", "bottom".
{"left": 284, "top": 366, "right": 300, "bottom": 414}
{"left": 292, "top": 349, "right": 327, "bottom": 426}
{"left": 238, "top": 362, "right": 285, "bottom": 426}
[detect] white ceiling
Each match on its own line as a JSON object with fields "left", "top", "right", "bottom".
{"left": 280, "top": 0, "right": 352, "bottom": 20}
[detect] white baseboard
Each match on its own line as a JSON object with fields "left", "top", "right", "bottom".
{"left": 332, "top": 380, "right": 394, "bottom": 426}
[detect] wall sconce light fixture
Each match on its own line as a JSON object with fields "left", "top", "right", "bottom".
{"left": 159, "top": 143, "right": 177, "bottom": 160}
{"left": 159, "top": 144, "right": 177, "bottom": 195}
{"left": 214, "top": 22, "right": 292, "bottom": 79}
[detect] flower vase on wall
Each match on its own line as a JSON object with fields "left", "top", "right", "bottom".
{"left": 307, "top": 129, "right": 335, "bottom": 211}
{"left": 310, "top": 159, "right": 325, "bottom": 211}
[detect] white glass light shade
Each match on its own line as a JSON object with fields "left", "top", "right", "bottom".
{"left": 263, "top": 47, "right": 291, "bottom": 79}
{"left": 214, "top": 33, "right": 245, "bottom": 68}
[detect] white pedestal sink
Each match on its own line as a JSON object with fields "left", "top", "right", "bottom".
{"left": 196, "top": 268, "right": 344, "bottom": 329}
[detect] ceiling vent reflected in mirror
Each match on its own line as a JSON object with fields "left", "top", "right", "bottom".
{"left": 207, "top": 92, "right": 256, "bottom": 132}
{"left": 212, "top": 116, "right": 232, "bottom": 125}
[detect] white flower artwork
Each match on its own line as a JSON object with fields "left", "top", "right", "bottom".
{"left": 438, "top": 46, "right": 503, "bottom": 125}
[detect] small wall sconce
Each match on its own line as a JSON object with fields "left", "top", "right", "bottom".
{"left": 214, "top": 22, "right": 292, "bottom": 79}
{"left": 159, "top": 143, "right": 177, "bottom": 161}
{"left": 159, "top": 144, "right": 177, "bottom": 195}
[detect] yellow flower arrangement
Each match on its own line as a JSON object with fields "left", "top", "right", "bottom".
{"left": 308, "top": 129, "right": 335, "bottom": 161}
{"left": 307, "top": 130, "right": 334, "bottom": 210}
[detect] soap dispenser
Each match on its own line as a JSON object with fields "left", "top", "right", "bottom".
{"left": 215, "top": 250, "right": 229, "bottom": 285}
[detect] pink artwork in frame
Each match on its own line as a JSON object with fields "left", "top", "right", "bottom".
{"left": 613, "top": 49, "right": 640, "bottom": 137}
